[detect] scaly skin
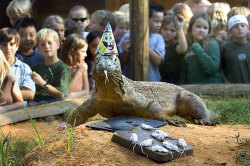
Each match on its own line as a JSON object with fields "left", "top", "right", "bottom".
{"left": 68, "top": 54, "right": 214, "bottom": 127}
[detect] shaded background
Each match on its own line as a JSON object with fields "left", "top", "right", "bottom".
{"left": 0, "top": 0, "right": 244, "bottom": 29}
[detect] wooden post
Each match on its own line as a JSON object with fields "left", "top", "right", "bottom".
{"left": 129, "top": 0, "right": 149, "bottom": 81}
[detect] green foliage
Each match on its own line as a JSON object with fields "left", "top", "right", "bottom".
{"left": 0, "top": 128, "right": 35, "bottom": 166}
{"left": 65, "top": 118, "right": 76, "bottom": 155}
{"left": 205, "top": 97, "right": 250, "bottom": 124}
{"left": 29, "top": 115, "right": 45, "bottom": 148}
{"left": 233, "top": 132, "right": 250, "bottom": 165}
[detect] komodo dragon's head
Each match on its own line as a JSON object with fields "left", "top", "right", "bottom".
{"left": 93, "top": 53, "right": 123, "bottom": 85}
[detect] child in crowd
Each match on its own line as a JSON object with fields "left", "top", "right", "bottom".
{"left": 6, "top": 0, "right": 32, "bottom": 27}
{"left": 43, "top": 15, "right": 66, "bottom": 59}
{"left": 119, "top": 3, "right": 129, "bottom": 15}
{"left": 15, "top": 17, "right": 44, "bottom": 68}
{"left": 43, "top": 15, "right": 66, "bottom": 46}
{"left": 32, "top": 28, "right": 70, "bottom": 102}
{"left": 0, "top": 50, "right": 24, "bottom": 113}
{"left": 181, "top": 12, "right": 222, "bottom": 84}
{"left": 220, "top": 15, "right": 250, "bottom": 83}
{"left": 207, "top": 2, "right": 231, "bottom": 45}
{"left": 168, "top": 3, "right": 193, "bottom": 35}
{"left": 113, "top": 11, "right": 129, "bottom": 45}
{"left": 64, "top": 18, "right": 82, "bottom": 37}
{"left": 119, "top": 2, "right": 165, "bottom": 81}
{"left": 0, "top": 28, "right": 35, "bottom": 101}
{"left": 86, "top": 31, "right": 102, "bottom": 92}
{"left": 88, "top": 10, "right": 116, "bottom": 32}
{"left": 61, "top": 34, "right": 89, "bottom": 97}
{"left": 68, "top": 5, "right": 89, "bottom": 38}
{"left": 159, "top": 14, "right": 187, "bottom": 84}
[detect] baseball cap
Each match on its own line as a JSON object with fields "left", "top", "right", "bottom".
{"left": 228, "top": 14, "right": 249, "bottom": 30}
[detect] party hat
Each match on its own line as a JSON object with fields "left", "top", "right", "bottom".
{"left": 96, "top": 22, "right": 118, "bottom": 56}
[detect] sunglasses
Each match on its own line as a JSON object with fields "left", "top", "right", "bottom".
{"left": 72, "top": 17, "right": 89, "bottom": 22}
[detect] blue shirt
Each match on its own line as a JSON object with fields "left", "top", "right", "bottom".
{"left": 10, "top": 58, "right": 36, "bottom": 92}
{"left": 119, "top": 33, "right": 165, "bottom": 81}
{"left": 16, "top": 50, "right": 44, "bottom": 68}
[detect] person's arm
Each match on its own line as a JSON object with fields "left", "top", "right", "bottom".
{"left": 21, "top": 64, "right": 36, "bottom": 100}
{"left": 119, "top": 39, "right": 130, "bottom": 69}
{"left": 220, "top": 69, "right": 230, "bottom": 83}
{"left": 220, "top": 45, "right": 230, "bottom": 83}
{"left": 32, "top": 71, "right": 65, "bottom": 99}
{"left": 69, "top": 62, "right": 89, "bottom": 94}
{"left": 191, "top": 39, "right": 220, "bottom": 75}
{"left": 149, "top": 34, "right": 165, "bottom": 67}
{"left": 149, "top": 49, "right": 163, "bottom": 66}
{"left": 175, "top": 14, "right": 188, "bottom": 55}
{"left": 0, "top": 82, "right": 24, "bottom": 113}
{"left": 21, "top": 88, "right": 35, "bottom": 100}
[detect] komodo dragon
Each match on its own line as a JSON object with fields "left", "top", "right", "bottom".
{"left": 68, "top": 54, "right": 214, "bottom": 127}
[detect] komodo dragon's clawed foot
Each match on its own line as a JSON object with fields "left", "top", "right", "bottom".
{"left": 193, "top": 119, "right": 218, "bottom": 126}
{"left": 166, "top": 117, "right": 187, "bottom": 127}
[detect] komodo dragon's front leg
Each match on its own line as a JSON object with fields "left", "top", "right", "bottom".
{"left": 126, "top": 90, "right": 187, "bottom": 127}
{"left": 67, "top": 98, "right": 99, "bottom": 126}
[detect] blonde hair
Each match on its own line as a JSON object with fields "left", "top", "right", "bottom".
{"left": 0, "top": 50, "right": 10, "bottom": 88}
{"left": 187, "top": 13, "right": 212, "bottom": 51}
{"left": 6, "top": 0, "right": 31, "bottom": 18}
{"left": 113, "top": 11, "right": 129, "bottom": 26}
{"left": 36, "top": 28, "right": 59, "bottom": 44}
{"left": 228, "top": 6, "right": 250, "bottom": 20}
{"left": 169, "top": 3, "right": 193, "bottom": 34}
{"left": 0, "top": 27, "right": 20, "bottom": 46}
{"left": 61, "top": 34, "right": 87, "bottom": 67}
{"left": 43, "top": 15, "right": 65, "bottom": 28}
{"left": 91, "top": 10, "right": 116, "bottom": 30}
{"left": 208, "top": 3, "right": 230, "bottom": 30}
{"left": 119, "top": 3, "right": 129, "bottom": 15}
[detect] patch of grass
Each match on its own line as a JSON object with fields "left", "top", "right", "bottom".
{"left": 205, "top": 97, "right": 250, "bottom": 124}
{"left": 29, "top": 115, "right": 45, "bottom": 148}
{"left": 65, "top": 118, "right": 76, "bottom": 155}
{"left": 0, "top": 128, "right": 35, "bottom": 165}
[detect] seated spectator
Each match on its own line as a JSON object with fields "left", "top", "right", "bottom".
{"left": 0, "top": 27, "right": 35, "bottom": 102}
{"left": 0, "top": 50, "right": 24, "bottom": 113}
{"left": 68, "top": 5, "right": 90, "bottom": 38}
{"left": 220, "top": 15, "right": 250, "bottom": 83}
{"left": 180, "top": 13, "right": 222, "bottom": 84}
{"left": 61, "top": 34, "right": 89, "bottom": 97}
{"left": 113, "top": 11, "right": 129, "bottom": 46}
{"left": 86, "top": 31, "right": 102, "bottom": 92}
{"left": 32, "top": 28, "right": 70, "bottom": 102}
{"left": 15, "top": 17, "right": 44, "bottom": 68}
{"left": 88, "top": 10, "right": 116, "bottom": 32}
{"left": 6, "top": 0, "right": 32, "bottom": 27}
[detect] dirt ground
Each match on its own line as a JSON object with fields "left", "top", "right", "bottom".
{"left": 1, "top": 119, "right": 249, "bottom": 166}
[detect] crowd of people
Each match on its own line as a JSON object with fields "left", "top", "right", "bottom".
{"left": 0, "top": 0, "right": 249, "bottom": 113}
